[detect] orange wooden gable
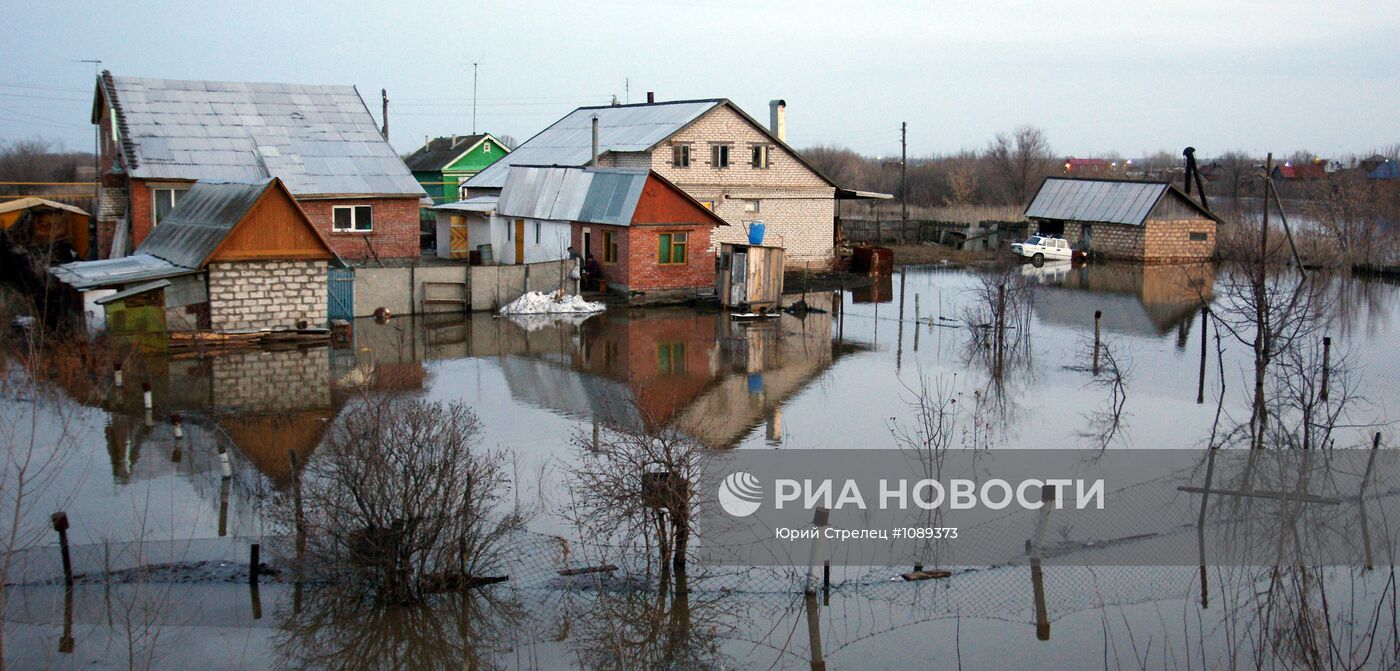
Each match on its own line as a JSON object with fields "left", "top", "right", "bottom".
{"left": 630, "top": 173, "right": 730, "bottom": 227}
{"left": 207, "top": 179, "right": 335, "bottom": 263}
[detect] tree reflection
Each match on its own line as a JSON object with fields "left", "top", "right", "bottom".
{"left": 561, "top": 574, "right": 736, "bottom": 670}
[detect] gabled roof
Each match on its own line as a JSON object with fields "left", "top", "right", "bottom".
{"left": 51, "top": 254, "right": 194, "bottom": 291}
{"left": 404, "top": 134, "right": 501, "bottom": 171}
{"left": 0, "top": 197, "right": 90, "bottom": 218}
{"left": 496, "top": 166, "right": 729, "bottom": 228}
{"left": 136, "top": 178, "right": 334, "bottom": 268}
{"left": 1025, "top": 177, "right": 1220, "bottom": 226}
{"left": 464, "top": 99, "right": 835, "bottom": 190}
{"left": 94, "top": 72, "right": 424, "bottom": 198}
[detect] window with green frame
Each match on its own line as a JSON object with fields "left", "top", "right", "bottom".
{"left": 658, "top": 231, "right": 688, "bottom": 265}
{"left": 657, "top": 342, "right": 686, "bottom": 374}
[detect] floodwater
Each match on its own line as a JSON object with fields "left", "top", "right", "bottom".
{"left": 4, "top": 261, "right": 1400, "bottom": 669}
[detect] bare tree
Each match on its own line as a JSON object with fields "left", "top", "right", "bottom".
{"left": 985, "top": 125, "right": 1054, "bottom": 206}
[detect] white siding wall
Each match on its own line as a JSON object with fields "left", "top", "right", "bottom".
{"left": 489, "top": 215, "right": 572, "bottom": 265}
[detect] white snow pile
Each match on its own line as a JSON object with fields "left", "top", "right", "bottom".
{"left": 498, "top": 291, "right": 606, "bottom": 315}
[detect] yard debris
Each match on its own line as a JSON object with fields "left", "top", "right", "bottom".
{"left": 899, "top": 569, "right": 952, "bottom": 582}
{"left": 498, "top": 290, "right": 605, "bottom": 316}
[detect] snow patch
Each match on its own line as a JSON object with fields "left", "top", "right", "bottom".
{"left": 498, "top": 291, "right": 606, "bottom": 316}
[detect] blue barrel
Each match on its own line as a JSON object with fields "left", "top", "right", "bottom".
{"left": 747, "top": 221, "right": 765, "bottom": 245}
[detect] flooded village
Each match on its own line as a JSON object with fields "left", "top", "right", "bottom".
{"left": 4, "top": 4, "right": 1400, "bottom": 670}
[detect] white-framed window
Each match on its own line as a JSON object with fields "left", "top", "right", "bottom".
{"left": 484, "top": 142, "right": 492, "bottom": 154}
{"left": 743, "top": 199, "right": 761, "bottom": 214}
{"left": 750, "top": 144, "right": 770, "bottom": 168}
{"left": 152, "top": 187, "right": 188, "bottom": 226}
{"left": 710, "top": 144, "right": 730, "bottom": 168}
{"left": 332, "top": 205, "right": 373, "bottom": 232}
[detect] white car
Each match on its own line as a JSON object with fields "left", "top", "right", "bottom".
{"left": 1010, "top": 235, "right": 1074, "bottom": 263}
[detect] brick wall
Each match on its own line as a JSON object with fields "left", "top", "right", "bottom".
{"left": 297, "top": 197, "right": 422, "bottom": 261}
{"left": 572, "top": 222, "right": 715, "bottom": 293}
{"left": 207, "top": 260, "right": 328, "bottom": 330}
{"left": 637, "top": 105, "right": 836, "bottom": 268}
{"left": 1143, "top": 219, "right": 1216, "bottom": 262}
{"left": 573, "top": 223, "right": 631, "bottom": 289}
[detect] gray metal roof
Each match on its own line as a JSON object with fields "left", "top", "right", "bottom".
{"left": 465, "top": 100, "right": 723, "bottom": 189}
{"left": 50, "top": 254, "right": 194, "bottom": 290}
{"left": 496, "top": 166, "right": 649, "bottom": 226}
{"left": 404, "top": 134, "right": 488, "bottom": 171}
{"left": 102, "top": 75, "right": 424, "bottom": 198}
{"left": 135, "top": 179, "right": 273, "bottom": 268}
{"left": 1026, "top": 178, "right": 1172, "bottom": 226}
{"left": 93, "top": 280, "right": 172, "bottom": 305}
{"left": 433, "top": 196, "right": 499, "bottom": 213}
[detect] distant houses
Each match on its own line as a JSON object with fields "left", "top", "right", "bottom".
{"left": 404, "top": 134, "right": 510, "bottom": 205}
{"left": 1025, "top": 177, "right": 1219, "bottom": 263}
{"left": 92, "top": 72, "right": 425, "bottom": 262}
{"left": 463, "top": 97, "right": 863, "bottom": 269}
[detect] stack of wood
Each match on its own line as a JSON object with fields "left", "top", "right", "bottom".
{"left": 169, "top": 327, "right": 330, "bottom": 353}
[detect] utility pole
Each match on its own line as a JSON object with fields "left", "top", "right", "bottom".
{"left": 471, "top": 62, "right": 479, "bottom": 134}
{"left": 625, "top": 77, "right": 630, "bottom": 104}
{"left": 900, "top": 122, "right": 908, "bottom": 227}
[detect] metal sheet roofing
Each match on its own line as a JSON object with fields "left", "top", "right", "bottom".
{"left": 404, "top": 134, "right": 488, "bottom": 171}
{"left": 101, "top": 74, "right": 424, "bottom": 198}
{"left": 1025, "top": 178, "right": 1170, "bottom": 226}
{"left": 496, "top": 166, "right": 649, "bottom": 226}
{"left": 433, "top": 196, "right": 499, "bottom": 213}
{"left": 465, "top": 100, "right": 723, "bottom": 189}
{"left": 135, "top": 179, "right": 273, "bottom": 268}
{"left": 93, "top": 279, "right": 172, "bottom": 305}
{"left": 0, "top": 197, "right": 90, "bottom": 217}
{"left": 50, "top": 254, "right": 194, "bottom": 290}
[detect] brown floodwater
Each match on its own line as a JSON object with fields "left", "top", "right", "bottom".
{"left": 5, "top": 261, "right": 1400, "bottom": 669}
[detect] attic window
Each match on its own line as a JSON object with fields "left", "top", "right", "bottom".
{"left": 484, "top": 142, "right": 491, "bottom": 153}
{"left": 710, "top": 144, "right": 730, "bottom": 169}
{"left": 672, "top": 144, "right": 691, "bottom": 168}
{"left": 750, "top": 144, "right": 770, "bottom": 168}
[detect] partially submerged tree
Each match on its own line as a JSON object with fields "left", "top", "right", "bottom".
{"left": 271, "top": 398, "right": 526, "bottom": 603}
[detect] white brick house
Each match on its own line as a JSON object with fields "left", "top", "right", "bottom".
{"left": 463, "top": 99, "right": 844, "bottom": 268}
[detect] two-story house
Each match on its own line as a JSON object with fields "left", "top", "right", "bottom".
{"left": 462, "top": 97, "right": 847, "bottom": 268}
{"left": 92, "top": 71, "right": 426, "bottom": 262}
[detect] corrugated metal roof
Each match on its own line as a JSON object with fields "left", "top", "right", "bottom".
{"left": 50, "top": 254, "right": 194, "bottom": 290}
{"left": 104, "top": 75, "right": 424, "bottom": 198}
{"left": 1025, "top": 178, "right": 1170, "bottom": 226}
{"left": 465, "top": 100, "right": 723, "bottom": 189}
{"left": 433, "top": 196, "right": 499, "bottom": 213}
{"left": 93, "top": 279, "right": 172, "bottom": 305}
{"left": 135, "top": 179, "right": 272, "bottom": 268}
{"left": 404, "top": 134, "right": 488, "bottom": 171}
{"left": 496, "top": 166, "right": 648, "bottom": 226}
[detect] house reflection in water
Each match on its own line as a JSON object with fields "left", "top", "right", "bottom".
{"left": 445, "top": 292, "right": 861, "bottom": 448}
{"left": 1028, "top": 262, "right": 1215, "bottom": 344}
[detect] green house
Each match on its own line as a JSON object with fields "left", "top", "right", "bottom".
{"left": 405, "top": 134, "right": 510, "bottom": 205}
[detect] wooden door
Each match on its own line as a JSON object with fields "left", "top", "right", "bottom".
{"left": 449, "top": 215, "right": 469, "bottom": 259}
{"left": 514, "top": 219, "right": 525, "bottom": 265}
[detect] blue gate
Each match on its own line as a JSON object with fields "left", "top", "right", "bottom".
{"left": 328, "top": 267, "right": 355, "bottom": 322}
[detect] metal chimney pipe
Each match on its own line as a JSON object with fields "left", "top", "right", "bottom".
{"left": 380, "top": 89, "right": 388, "bottom": 140}
{"left": 591, "top": 114, "right": 600, "bottom": 167}
{"left": 769, "top": 99, "right": 787, "bottom": 142}
{"left": 646, "top": 91, "right": 655, "bottom": 104}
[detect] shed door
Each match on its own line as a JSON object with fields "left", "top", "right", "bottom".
{"left": 449, "top": 215, "right": 469, "bottom": 259}
{"left": 328, "top": 268, "right": 355, "bottom": 322}
{"left": 729, "top": 250, "right": 748, "bottom": 306}
{"left": 514, "top": 219, "right": 525, "bottom": 265}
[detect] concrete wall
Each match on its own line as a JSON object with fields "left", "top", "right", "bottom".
{"left": 350, "top": 260, "right": 575, "bottom": 316}
{"left": 467, "top": 259, "right": 574, "bottom": 311}
{"left": 208, "top": 260, "right": 328, "bottom": 330}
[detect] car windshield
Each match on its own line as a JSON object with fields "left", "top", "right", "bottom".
{"left": 1026, "top": 236, "right": 1042, "bottom": 245}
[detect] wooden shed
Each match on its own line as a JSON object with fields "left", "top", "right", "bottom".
{"left": 718, "top": 243, "right": 785, "bottom": 311}
{"left": 1025, "top": 177, "right": 1221, "bottom": 263}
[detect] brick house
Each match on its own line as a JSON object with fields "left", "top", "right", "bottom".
{"left": 1025, "top": 177, "right": 1221, "bottom": 263}
{"left": 463, "top": 97, "right": 857, "bottom": 268}
{"left": 492, "top": 165, "right": 729, "bottom": 297}
{"left": 92, "top": 72, "right": 425, "bottom": 262}
{"left": 53, "top": 178, "right": 335, "bottom": 332}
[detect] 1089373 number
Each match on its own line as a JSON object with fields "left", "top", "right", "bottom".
{"left": 899, "top": 527, "right": 958, "bottom": 539}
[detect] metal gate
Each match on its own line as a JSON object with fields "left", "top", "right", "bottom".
{"left": 328, "top": 267, "right": 355, "bottom": 321}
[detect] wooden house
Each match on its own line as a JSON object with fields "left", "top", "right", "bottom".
{"left": 404, "top": 134, "right": 510, "bottom": 205}
{"left": 52, "top": 178, "right": 336, "bottom": 332}
{"left": 1025, "top": 177, "right": 1220, "bottom": 263}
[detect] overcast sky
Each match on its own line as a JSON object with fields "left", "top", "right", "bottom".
{"left": 3, "top": 1, "right": 1397, "bottom": 160}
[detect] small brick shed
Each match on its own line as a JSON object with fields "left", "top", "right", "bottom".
{"left": 1025, "top": 177, "right": 1221, "bottom": 262}
{"left": 55, "top": 178, "right": 337, "bottom": 332}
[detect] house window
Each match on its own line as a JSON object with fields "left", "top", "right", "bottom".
{"left": 332, "top": 205, "right": 373, "bottom": 232}
{"left": 604, "top": 231, "right": 619, "bottom": 263}
{"left": 152, "top": 187, "right": 188, "bottom": 226}
{"left": 672, "top": 145, "right": 690, "bottom": 168}
{"left": 710, "top": 144, "right": 730, "bottom": 168}
{"left": 484, "top": 142, "right": 492, "bottom": 153}
{"left": 750, "top": 144, "right": 770, "bottom": 168}
{"left": 700, "top": 200, "right": 716, "bottom": 210}
{"left": 658, "top": 231, "right": 688, "bottom": 265}
{"left": 743, "top": 199, "right": 760, "bottom": 214}
{"left": 534, "top": 221, "right": 541, "bottom": 243}
{"left": 1189, "top": 231, "right": 1209, "bottom": 242}
{"left": 658, "top": 342, "right": 687, "bottom": 374}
